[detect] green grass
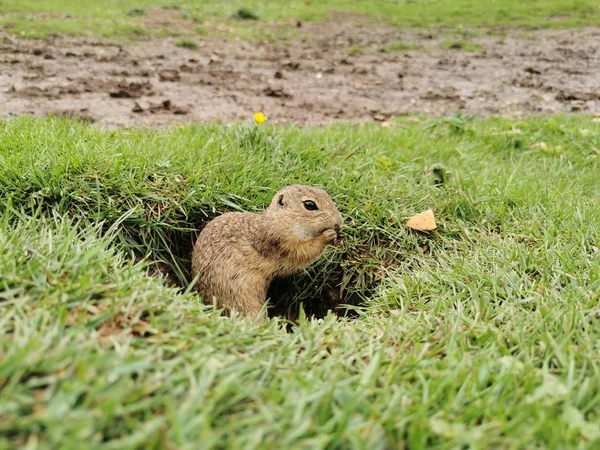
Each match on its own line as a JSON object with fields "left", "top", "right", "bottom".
{"left": 1, "top": 0, "right": 599, "bottom": 40}
{"left": 174, "top": 38, "right": 197, "bottom": 49}
{"left": 232, "top": 7, "right": 259, "bottom": 21}
{"left": 519, "top": 32, "right": 540, "bottom": 40}
{"left": 379, "top": 40, "right": 421, "bottom": 53}
{"left": 346, "top": 44, "right": 366, "bottom": 55}
{"left": 442, "top": 39, "right": 484, "bottom": 52}
{"left": 1, "top": 114, "right": 600, "bottom": 447}
{"left": 0, "top": 15, "right": 147, "bottom": 40}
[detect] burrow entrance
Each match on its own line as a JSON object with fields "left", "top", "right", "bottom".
{"left": 137, "top": 225, "right": 376, "bottom": 321}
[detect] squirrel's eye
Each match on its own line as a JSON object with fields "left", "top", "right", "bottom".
{"left": 303, "top": 200, "right": 319, "bottom": 211}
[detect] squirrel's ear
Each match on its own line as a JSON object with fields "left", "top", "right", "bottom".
{"left": 278, "top": 194, "right": 285, "bottom": 207}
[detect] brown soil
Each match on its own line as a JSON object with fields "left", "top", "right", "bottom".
{"left": 0, "top": 19, "right": 599, "bottom": 128}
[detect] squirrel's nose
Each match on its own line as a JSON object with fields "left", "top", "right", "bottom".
{"left": 334, "top": 224, "right": 341, "bottom": 234}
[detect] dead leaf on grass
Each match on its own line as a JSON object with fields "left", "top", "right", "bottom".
{"left": 96, "top": 315, "right": 157, "bottom": 347}
{"left": 406, "top": 209, "right": 437, "bottom": 231}
{"left": 531, "top": 142, "right": 563, "bottom": 154}
{"left": 531, "top": 142, "right": 548, "bottom": 150}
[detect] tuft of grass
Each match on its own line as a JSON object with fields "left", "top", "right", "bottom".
{"left": 232, "top": 7, "right": 260, "bottom": 20}
{"left": 379, "top": 40, "right": 421, "bottom": 53}
{"left": 346, "top": 44, "right": 366, "bottom": 55}
{"left": 174, "top": 38, "right": 198, "bottom": 49}
{"left": 126, "top": 8, "right": 144, "bottom": 17}
{"left": 442, "top": 39, "right": 484, "bottom": 52}
{"left": 1, "top": 115, "right": 599, "bottom": 447}
{"left": 486, "top": 29, "right": 508, "bottom": 37}
{"left": 519, "top": 32, "right": 540, "bottom": 40}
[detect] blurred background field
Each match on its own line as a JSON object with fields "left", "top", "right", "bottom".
{"left": 1, "top": 0, "right": 600, "bottom": 39}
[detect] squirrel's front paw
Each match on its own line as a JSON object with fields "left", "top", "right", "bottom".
{"left": 321, "top": 229, "right": 338, "bottom": 243}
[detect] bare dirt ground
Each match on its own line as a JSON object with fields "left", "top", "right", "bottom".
{"left": 1, "top": 17, "right": 599, "bottom": 128}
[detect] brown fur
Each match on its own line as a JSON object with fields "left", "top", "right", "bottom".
{"left": 191, "top": 185, "right": 344, "bottom": 318}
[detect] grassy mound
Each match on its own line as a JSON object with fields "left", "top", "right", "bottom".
{"left": 1, "top": 115, "right": 599, "bottom": 447}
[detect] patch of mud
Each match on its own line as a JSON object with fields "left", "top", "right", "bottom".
{"left": 0, "top": 20, "right": 599, "bottom": 128}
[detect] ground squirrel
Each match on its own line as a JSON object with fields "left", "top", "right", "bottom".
{"left": 192, "top": 185, "right": 344, "bottom": 318}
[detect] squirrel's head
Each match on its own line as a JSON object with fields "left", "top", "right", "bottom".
{"left": 266, "top": 185, "right": 344, "bottom": 242}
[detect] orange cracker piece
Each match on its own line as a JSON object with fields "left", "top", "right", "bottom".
{"left": 406, "top": 209, "right": 437, "bottom": 231}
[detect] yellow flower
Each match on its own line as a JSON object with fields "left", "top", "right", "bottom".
{"left": 254, "top": 112, "right": 266, "bottom": 124}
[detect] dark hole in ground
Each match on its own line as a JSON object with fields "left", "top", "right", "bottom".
{"left": 266, "top": 270, "right": 367, "bottom": 321}
{"left": 139, "top": 224, "right": 375, "bottom": 321}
